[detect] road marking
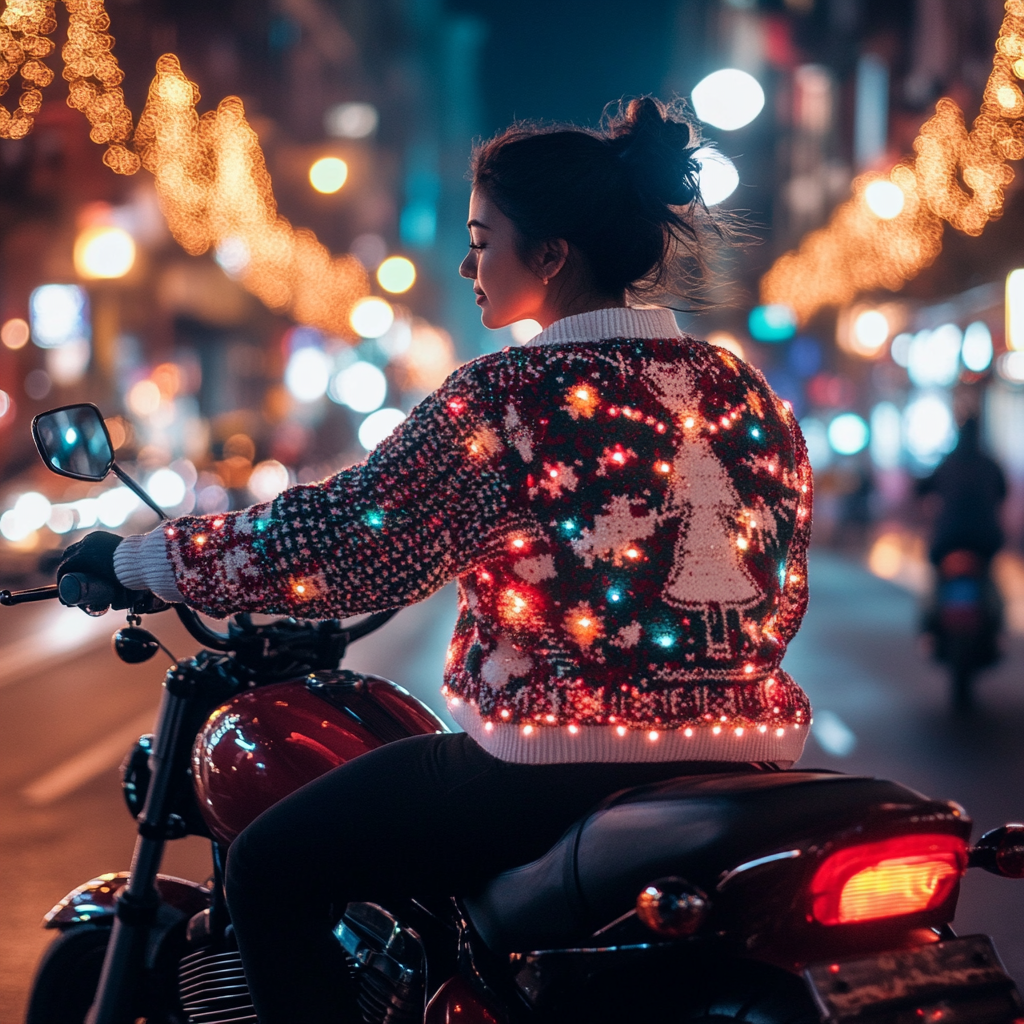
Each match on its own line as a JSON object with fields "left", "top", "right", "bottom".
{"left": 811, "top": 709, "right": 858, "bottom": 757}
{"left": 21, "top": 708, "right": 157, "bottom": 806}
{"left": 0, "top": 610, "right": 114, "bottom": 690}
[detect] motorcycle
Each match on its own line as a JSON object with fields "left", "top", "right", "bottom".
{"left": 8, "top": 402, "right": 1024, "bottom": 1024}
{"left": 923, "top": 550, "right": 1003, "bottom": 711}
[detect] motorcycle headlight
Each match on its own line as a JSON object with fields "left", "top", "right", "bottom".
{"left": 120, "top": 733, "right": 153, "bottom": 819}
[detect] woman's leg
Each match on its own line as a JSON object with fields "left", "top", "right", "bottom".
{"left": 225, "top": 731, "right": 757, "bottom": 1023}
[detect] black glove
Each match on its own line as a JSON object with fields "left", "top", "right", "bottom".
{"left": 57, "top": 531, "right": 130, "bottom": 609}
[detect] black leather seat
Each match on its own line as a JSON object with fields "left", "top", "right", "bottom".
{"left": 464, "top": 771, "right": 931, "bottom": 953}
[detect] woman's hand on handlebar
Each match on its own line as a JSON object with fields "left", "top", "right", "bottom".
{"left": 57, "top": 531, "right": 132, "bottom": 611}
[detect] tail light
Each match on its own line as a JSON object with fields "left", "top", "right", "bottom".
{"left": 810, "top": 834, "right": 968, "bottom": 926}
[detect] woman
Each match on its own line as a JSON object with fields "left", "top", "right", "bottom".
{"left": 60, "top": 97, "right": 813, "bottom": 1023}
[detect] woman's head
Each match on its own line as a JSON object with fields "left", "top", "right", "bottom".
{"left": 460, "top": 97, "right": 717, "bottom": 329}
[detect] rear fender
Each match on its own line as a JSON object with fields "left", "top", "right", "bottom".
{"left": 44, "top": 871, "right": 211, "bottom": 929}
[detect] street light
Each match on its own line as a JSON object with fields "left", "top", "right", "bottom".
{"left": 309, "top": 157, "right": 348, "bottom": 194}
{"left": 691, "top": 69, "right": 765, "bottom": 131}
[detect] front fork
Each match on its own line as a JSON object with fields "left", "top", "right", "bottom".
{"left": 86, "top": 660, "right": 198, "bottom": 1024}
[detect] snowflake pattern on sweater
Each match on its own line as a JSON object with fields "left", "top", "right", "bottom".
{"left": 162, "top": 336, "right": 813, "bottom": 764}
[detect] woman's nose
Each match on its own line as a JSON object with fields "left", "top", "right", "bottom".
{"left": 459, "top": 252, "right": 476, "bottom": 279}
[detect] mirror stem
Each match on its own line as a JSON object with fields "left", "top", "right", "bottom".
{"left": 111, "top": 464, "right": 170, "bottom": 522}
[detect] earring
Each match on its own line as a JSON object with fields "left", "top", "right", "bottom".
{"left": 542, "top": 276, "right": 549, "bottom": 286}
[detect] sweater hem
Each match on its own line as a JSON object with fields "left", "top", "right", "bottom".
{"left": 449, "top": 702, "right": 805, "bottom": 765}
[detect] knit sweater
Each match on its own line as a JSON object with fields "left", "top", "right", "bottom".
{"left": 115, "top": 307, "right": 813, "bottom": 765}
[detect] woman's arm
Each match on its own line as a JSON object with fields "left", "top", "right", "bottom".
{"left": 116, "top": 359, "right": 509, "bottom": 619}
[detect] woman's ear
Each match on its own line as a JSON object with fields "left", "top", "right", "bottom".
{"left": 533, "top": 238, "right": 570, "bottom": 284}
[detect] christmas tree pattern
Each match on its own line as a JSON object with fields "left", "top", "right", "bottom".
{"left": 644, "top": 360, "right": 760, "bottom": 658}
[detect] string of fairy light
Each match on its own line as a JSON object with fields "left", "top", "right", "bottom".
{"left": 761, "top": 0, "right": 1024, "bottom": 325}
{"left": 0, "top": 0, "right": 368, "bottom": 337}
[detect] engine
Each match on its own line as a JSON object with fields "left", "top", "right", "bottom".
{"left": 176, "top": 902, "right": 424, "bottom": 1024}
{"left": 336, "top": 902, "right": 426, "bottom": 1024}
{"left": 178, "top": 947, "right": 256, "bottom": 1024}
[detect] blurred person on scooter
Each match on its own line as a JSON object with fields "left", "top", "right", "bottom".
{"left": 56, "top": 98, "right": 813, "bottom": 1024}
{"left": 917, "top": 416, "right": 1007, "bottom": 704}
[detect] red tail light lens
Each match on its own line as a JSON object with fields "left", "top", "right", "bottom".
{"left": 810, "top": 834, "right": 968, "bottom": 926}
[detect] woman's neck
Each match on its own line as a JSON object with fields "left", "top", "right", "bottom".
{"left": 537, "top": 293, "right": 627, "bottom": 329}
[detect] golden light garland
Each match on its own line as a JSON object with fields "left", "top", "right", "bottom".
{"left": 762, "top": 0, "right": 1024, "bottom": 324}
{"left": 0, "top": 0, "right": 368, "bottom": 336}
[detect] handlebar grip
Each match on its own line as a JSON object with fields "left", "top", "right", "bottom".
{"left": 58, "top": 573, "right": 120, "bottom": 608}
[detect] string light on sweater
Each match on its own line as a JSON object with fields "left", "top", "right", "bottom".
{"left": 116, "top": 307, "right": 812, "bottom": 766}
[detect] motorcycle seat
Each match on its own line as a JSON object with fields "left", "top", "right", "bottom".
{"left": 463, "top": 770, "right": 931, "bottom": 953}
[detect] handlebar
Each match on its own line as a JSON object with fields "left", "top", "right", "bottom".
{"left": 58, "top": 573, "right": 121, "bottom": 608}
{"left": 2, "top": 570, "right": 401, "bottom": 658}
{"left": 0, "top": 583, "right": 60, "bottom": 606}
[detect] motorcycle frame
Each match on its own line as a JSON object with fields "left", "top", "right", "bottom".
{"left": 79, "top": 604, "right": 397, "bottom": 1024}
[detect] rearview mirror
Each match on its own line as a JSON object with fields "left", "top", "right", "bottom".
{"left": 32, "top": 404, "right": 114, "bottom": 482}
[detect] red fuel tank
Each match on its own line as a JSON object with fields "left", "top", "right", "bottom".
{"left": 192, "top": 670, "right": 448, "bottom": 844}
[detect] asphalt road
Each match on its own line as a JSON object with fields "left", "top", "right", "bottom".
{"left": 1, "top": 552, "right": 1023, "bottom": 1022}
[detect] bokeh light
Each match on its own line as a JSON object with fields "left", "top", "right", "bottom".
{"left": 1, "top": 318, "right": 30, "bottom": 350}
{"left": 329, "top": 360, "right": 388, "bottom": 413}
{"left": 376, "top": 256, "right": 416, "bottom": 294}
{"left": 350, "top": 297, "right": 395, "bottom": 339}
{"left": 694, "top": 147, "right": 739, "bottom": 206}
{"left": 510, "top": 320, "right": 542, "bottom": 344}
{"left": 907, "top": 324, "right": 962, "bottom": 389}
{"left": 284, "top": 347, "right": 331, "bottom": 402}
{"left": 961, "top": 321, "right": 993, "bottom": 373}
{"left": 146, "top": 468, "right": 186, "bottom": 508}
{"left": 249, "top": 460, "right": 291, "bottom": 502}
{"left": 1008, "top": 269, "right": 1024, "bottom": 351}
{"left": 890, "top": 333, "right": 912, "bottom": 368}
{"left": 748, "top": 304, "right": 797, "bottom": 342}
{"left": 997, "top": 351, "right": 1024, "bottom": 384}
{"left": 324, "top": 102, "right": 378, "bottom": 139}
{"left": 309, "top": 156, "right": 348, "bottom": 194}
{"left": 707, "top": 331, "right": 745, "bottom": 360}
{"left": 29, "top": 285, "right": 88, "bottom": 349}
{"left": 799, "top": 417, "right": 832, "bottom": 470}
{"left": 0, "top": 492, "right": 51, "bottom": 542}
{"left": 691, "top": 69, "right": 765, "bottom": 131}
{"left": 74, "top": 225, "right": 136, "bottom": 279}
{"left": 851, "top": 309, "right": 890, "bottom": 357}
{"left": 127, "top": 379, "right": 162, "bottom": 417}
{"left": 828, "top": 413, "right": 869, "bottom": 455}
{"left": 904, "top": 393, "right": 957, "bottom": 466}
{"left": 869, "top": 402, "right": 902, "bottom": 470}
{"left": 358, "top": 408, "right": 406, "bottom": 450}
{"left": 863, "top": 180, "right": 905, "bottom": 219}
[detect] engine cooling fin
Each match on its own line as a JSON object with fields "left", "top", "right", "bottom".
{"left": 178, "top": 947, "right": 257, "bottom": 1024}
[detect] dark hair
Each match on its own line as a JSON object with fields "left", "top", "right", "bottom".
{"left": 471, "top": 96, "right": 724, "bottom": 304}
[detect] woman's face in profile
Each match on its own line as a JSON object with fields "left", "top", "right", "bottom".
{"left": 459, "top": 189, "right": 549, "bottom": 330}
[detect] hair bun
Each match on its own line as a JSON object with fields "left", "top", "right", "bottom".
{"left": 612, "top": 97, "right": 702, "bottom": 207}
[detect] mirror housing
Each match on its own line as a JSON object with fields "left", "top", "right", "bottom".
{"left": 32, "top": 404, "right": 114, "bottom": 482}
{"left": 970, "top": 824, "right": 1024, "bottom": 878}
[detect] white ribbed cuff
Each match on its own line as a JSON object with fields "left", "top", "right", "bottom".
{"left": 450, "top": 702, "right": 804, "bottom": 766}
{"left": 113, "top": 529, "right": 185, "bottom": 603}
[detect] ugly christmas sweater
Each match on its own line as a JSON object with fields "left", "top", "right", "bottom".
{"left": 115, "top": 307, "right": 813, "bottom": 765}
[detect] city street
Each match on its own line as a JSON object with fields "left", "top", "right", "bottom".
{"left": 2, "top": 552, "right": 1024, "bottom": 1022}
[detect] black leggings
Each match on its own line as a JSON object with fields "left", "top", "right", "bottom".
{"left": 225, "top": 732, "right": 767, "bottom": 1023}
